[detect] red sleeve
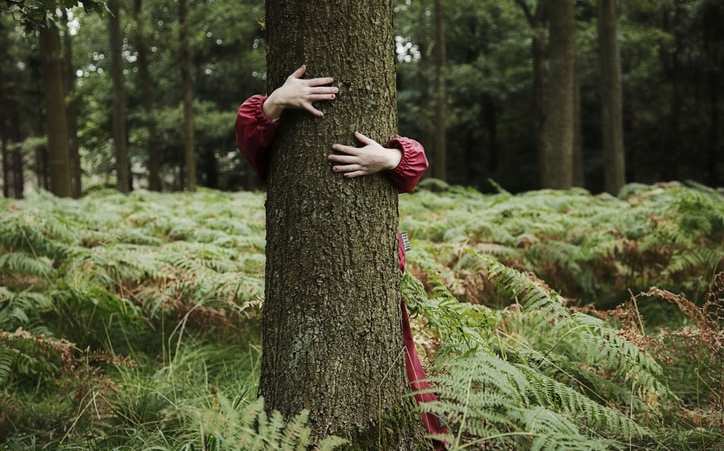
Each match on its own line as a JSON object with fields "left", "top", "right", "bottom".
{"left": 235, "top": 94, "right": 280, "bottom": 181}
{"left": 384, "top": 136, "right": 430, "bottom": 194}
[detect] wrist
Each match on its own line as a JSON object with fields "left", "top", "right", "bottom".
{"left": 262, "top": 91, "right": 285, "bottom": 121}
{"left": 385, "top": 147, "right": 402, "bottom": 170}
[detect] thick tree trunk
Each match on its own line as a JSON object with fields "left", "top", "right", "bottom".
{"left": 39, "top": 14, "right": 72, "bottom": 198}
{"left": 109, "top": 0, "right": 130, "bottom": 193}
{"left": 432, "top": 0, "right": 447, "bottom": 181}
{"left": 263, "top": 0, "right": 425, "bottom": 447}
{"left": 179, "top": 0, "right": 196, "bottom": 191}
{"left": 62, "top": 9, "right": 81, "bottom": 198}
{"left": 541, "top": 0, "right": 575, "bottom": 188}
{"left": 598, "top": 0, "right": 625, "bottom": 194}
{"left": 133, "top": 0, "right": 161, "bottom": 191}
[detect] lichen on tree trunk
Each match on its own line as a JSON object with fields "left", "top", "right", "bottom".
{"left": 262, "top": 0, "right": 426, "bottom": 448}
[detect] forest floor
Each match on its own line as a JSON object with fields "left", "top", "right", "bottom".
{"left": 0, "top": 181, "right": 722, "bottom": 450}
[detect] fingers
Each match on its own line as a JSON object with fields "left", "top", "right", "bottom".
{"left": 307, "top": 94, "right": 336, "bottom": 101}
{"left": 344, "top": 170, "right": 366, "bottom": 178}
{"left": 354, "top": 131, "right": 374, "bottom": 145}
{"left": 290, "top": 64, "right": 306, "bottom": 79}
{"left": 331, "top": 143, "right": 362, "bottom": 155}
{"left": 302, "top": 102, "right": 323, "bottom": 117}
{"left": 327, "top": 153, "right": 358, "bottom": 164}
{"left": 309, "top": 86, "right": 339, "bottom": 94}
{"left": 332, "top": 164, "right": 362, "bottom": 173}
{"left": 305, "top": 77, "right": 334, "bottom": 87}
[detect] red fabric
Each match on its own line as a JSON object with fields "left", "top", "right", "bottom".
{"left": 235, "top": 95, "right": 447, "bottom": 447}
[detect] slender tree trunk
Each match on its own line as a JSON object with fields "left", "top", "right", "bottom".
{"left": 133, "top": 0, "right": 161, "bottom": 191}
{"left": 541, "top": 0, "right": 575, "bottom": 188}
{"left": 263, "top": 0, "right": 425, "bottom": 447}
{"left": 62, "top": 9, "right": 82, "bottom": 198}
{"left": 532, "top": 25, "right": 547, "bottom": 185}
{"left": 432, "top": 0, "right": 446, "bottom": 181}
{"left": 2, "top": 127, "right": 8, "bottom": 198}
{"left": 109, "top": 0, "right": 130, "bottom": 193}
{"left": 10, "top": 107, "right": 23, "bottom": 198}
{"left": 39, "top": 13, "right": 72, "bottom": 197}
{"left": 598, "top": 0, "right": 625, "bottom": 194}
{"left": 179, "top": 0, "right": 196, "bottom": 191}
{"left": 573, "top": 69, "right": 584, "bottom": 186}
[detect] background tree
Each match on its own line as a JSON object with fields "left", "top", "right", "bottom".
{"left": 178, "top": 0, "right": 195, "bottom": 191}
{"left": 598, "top": 0, "right": 625, "bottom": 194}
{"left": 62, "top": 8, "right": 81, "bottom": 197}
{"left": 541, "top": 0, "right": 576, "bottom": 188}
{"left": 39, "top": 4, "right": 72, "bottom": 197}
{"left": 132, "top": 0, "right": 160, "bottom": 190}
{"left": 109, "top": 0, "right": 130, "bottom": 193}
{"left": 262, "top": 0, "right": 425, "bottom": 447}
{"left": 432, "top": 0, "right": 447, "bottom": 181}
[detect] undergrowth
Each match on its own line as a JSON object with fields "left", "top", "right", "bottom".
{"left": 0, "top": 182, "right": 721, "bottom": 450}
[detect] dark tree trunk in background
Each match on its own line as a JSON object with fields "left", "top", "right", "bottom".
{"left": 1, "top": 129, "right": 7, "bottom": 197}
{"left": 39, "top": 12, "right": 72, "bottom": 198}
{"left": 109, "top": 0, "right": 130, "bottom": 193}
{"left": 179, "top": 0, "right": 196, "bottom": 191}
{"left": 485, "top": 96, "right": 500, "bottom": 178}
{"left": 573, "top": 69, "right": 584, "bottom": 187}
{"left": 598, "top": 0, "right": 625, "bottom": 194}
{"left": 35, "top": 146, "right": 49, "bottom": 190}
{"left": 62, "top": 10, "right": 81, "bottom": 198}
{"left": 9, "top": 108, "right": 23, "bottom": 198}
{"left": 517, "top": 0, "right": 547, "bottom": 186}
{"left": 541, "top": 0, "right": 575, "bottom": 188}
{"left": 133, "top": 0, "right": 161, "bottom": 190}
{"left": 133, "top": 0, "right": 161, "bottom": 191}
{"left": 432, "top": 0, "right": 447, "bottom": 181}
{"left": 263, "top": 0, "right": 425, "bottom": 447}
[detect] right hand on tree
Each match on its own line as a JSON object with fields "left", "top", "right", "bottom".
{"left": 262, "top": 65, "right": 338, "bottom": 120}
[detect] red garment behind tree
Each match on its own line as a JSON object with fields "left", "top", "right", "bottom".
{"left": 235, "top": 94, "right": 447, "bottom": 445}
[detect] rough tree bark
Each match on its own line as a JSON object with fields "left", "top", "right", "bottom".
{"left": 62, "top": 9, "right": 81, "bottom": 198}
{"left": 263, "top": 0, "right": 425, "bottom": 448}
{"left": 541, "top": 0, "right": 575, "bottom": 188}
{"left": 133, "top": 0, "right": 161, "bottom": 191}
{"left": 179, "top": 0, "right": 196, "bottom": 191}
{"left": 39, "top": 9, "right": 72, "bottom": 198}
{"left": 432, "top": 0, "right": 447, "bottom": 181}
{"left": 598, "top": 0, "right": 625, "bottom": 194}
{"left": 109, "top": 0, "right": 130, "bottom": 193}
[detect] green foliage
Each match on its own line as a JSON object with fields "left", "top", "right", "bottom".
{"left": 0, "top": 185, "right": 721, "bottom": 449}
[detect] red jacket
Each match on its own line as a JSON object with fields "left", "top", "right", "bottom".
{"left": 235, "top": 94, "right": 447, "bottom": 445}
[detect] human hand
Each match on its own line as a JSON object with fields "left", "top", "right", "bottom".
{"left": 263, "top": 64, "right": 338, "bottom": 120}
{"left": 328, "top": 132, "right": 402, "bottom": 178}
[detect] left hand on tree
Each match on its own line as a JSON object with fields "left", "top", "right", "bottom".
{"left": 329, "top": 132, "right": 402, "bottom": 178}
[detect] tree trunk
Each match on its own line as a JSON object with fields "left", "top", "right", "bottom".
{"left": 598, "top": 0, "right": 625, "bottom": 194}
{"left": 10, "top": 107, "right": 23, "bottom": 198}
{"left": 109, "top": 0, "right": 130, "bottom": 193}
{"left": 532, "top": 25, "right": 547, "bottom": 186}
{"left": 39, "top": 14, "right": 72, "bottom": 198}
{"left": 62, "top": 9, "right": 81, "bottom": 198}
{"left": 179, "top": 0, "right": 196, "bottom": 191}
{"left": 432, "top": 0, "right": 446, "bottom": 181}
{"left": 1, "top": 127, "right": 8, "bottom": 198}
{"left": 263, "top": 0, "right": 425, "bottom": 447}
{"left": 573, "top": 68, "right": 584, "bottom": 187}
{"left": 541, "top": 0, "right": 575, "bottom": 188}
{"left": 133, "top": 0, "right": 161, "bottom": 191}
